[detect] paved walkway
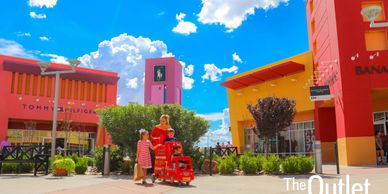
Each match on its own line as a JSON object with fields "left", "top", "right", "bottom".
{"left": 1, "top": 165, "right": 388, "bottom": 194}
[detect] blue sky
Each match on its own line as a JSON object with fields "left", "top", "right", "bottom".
{"left": 0, "top": 0, "right": 309, "bottom": 146}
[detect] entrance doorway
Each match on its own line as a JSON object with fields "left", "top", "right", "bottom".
{"left": 373, "top": 112, "right": 388, "bottom": 135}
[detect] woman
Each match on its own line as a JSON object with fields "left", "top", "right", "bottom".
{"left": 151, "top": 114, "right": 171, "bottom": 145}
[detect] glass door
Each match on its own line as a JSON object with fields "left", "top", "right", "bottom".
{"left": 374, "top": 121, "right": 386, "bottom": 135}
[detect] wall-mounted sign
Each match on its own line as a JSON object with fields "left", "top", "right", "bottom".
{"left": 154, "top": 65, "right": 166, "bottom": 82}
{"left": 356, "top": 65, "right": 388, "bottom": 75}
{"left": 310, "top": 85, "right": 333, "bottom": 101}
{"left": 22, "top": 104, "right": 96, "bottom": 115}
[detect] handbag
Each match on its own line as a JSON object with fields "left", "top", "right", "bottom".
{"left": 133, "top": 163, "right": 144, "bottom": 181}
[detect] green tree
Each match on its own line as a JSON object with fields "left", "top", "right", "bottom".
{"left": 247, "top": 97, "right": 296, "bottom": 154}
{"left": 97, "top": 103, "right": 209, "bottom": 161}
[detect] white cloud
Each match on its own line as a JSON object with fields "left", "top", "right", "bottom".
{"left": 29, "top": 12, "right": 47, "bottom": 19}
{"left": 15, "top": 32, "right": 31, "bottom": 37}
{"left": 126, "top": 77, "right": 139, "bottom": 89}
{"left": 0, "top": 39, "right": 36, "bottom": 58}
{"left": 197, "top": 112, "right": 224, "bottom": 121}
{"left": 180, "top": 61, "right": 195, "bottom": 90}
{"left": 198, "top": 108, "right": 232, "bottom": 146}
{"left": 39, "top": 36, "right": 50, "bottom": 41}
{"left": 40, "top": 53, "right": 68, "bottom": 64}
{"left": 78, "top": 33, "right": 173, "bottom": 105}
{"left": 198, "top": 0, "right": 289, "bottom": 32}
{"left": 201, "top": 63, "right": 238, "bottom": 82}
{"left": 185, "top": 64, "right": 194, "bottom": 76}
{"left": 172, "top": 13, "right": 198, "bottom": 36}
{"left": 232, "top": 52, "right": 243, "bottom": 63}
{"left": 29, "top": 0, "right": 58, "bottom": 8}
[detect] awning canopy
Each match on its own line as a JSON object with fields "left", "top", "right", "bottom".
{"left": 221, "top": 61, "right": 305, "bottom": 90}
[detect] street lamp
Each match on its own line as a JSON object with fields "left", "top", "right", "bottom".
{"left": 361, "top": 5, "right": 388, "bottom": 28}
{"left": 37, "top": 59, "right": 80, "bottom": 163}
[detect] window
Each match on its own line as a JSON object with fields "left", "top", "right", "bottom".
{"left": 17, "top": 73, "right": 23, "bottom": 94}
{"left": 10, "top": 72, "right": 16, "bottom": 94}
{"left": 60, "top": 79, "right": 66, "bottom": 98}
{"left": 24, "top": 74, "right": 31, "bottom": 95}
{"left": 67, "top": 80, "right": 73, "bottom": 99}
{"left": 80, "top": 81, "right": 85, "bottom": 100}
{"left": 47, "top": 77, "right": 53, "bottom": 97}
{"left": 365, "top": 30, "right": 388, "bottom": 51}
{"left": 103, "top": 84, "right": 107, "bottom": 103}
{"left": 92, "top": 83, "right": 97, "bottom": 101}
{"left": 74, "top": 80, "right": 79, "bottom": 100}
{"left": 362, "top": 1, "right": 385, "bottom": 22}
{"left": 86, "top": 82, "right": 91, "bottom": 101}
{"left": 39, "top": 76, "right": 46, "bottom": 97}
{"left": 310, "top": 0, "right": 314, "bottom": 14}
{"left": 313, "top": 41, "right": 318, "bottom": 54}
{"left": 311, "top": 19, "right": 316, "bottom": 34}
{"left": 98, "top": 83, "right": 103, "bottom": 102}
{"left": 32, "top": 75, "right": 38, "bottom": 96}
{"left": 246, "top": 121, "right": 315, "bottom": 156}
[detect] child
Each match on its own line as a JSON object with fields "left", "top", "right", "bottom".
{"left": 165, "top": 128, "right": 177, "bottom": 142}
{"left": 136, "top": 129, "right": 161, "bottom": 184}
{"left": 171, "top": 145, "right": 187, "bottom": 169}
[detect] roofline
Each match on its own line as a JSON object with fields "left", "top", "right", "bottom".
{"left": 0, "top": 54, "right": 118, "bottom": 76}
{"left": 225, "top": 51, "right": 312, "bottom": 81}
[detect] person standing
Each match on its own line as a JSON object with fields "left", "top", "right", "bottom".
{"left": 151, "top": 115, "right": 171, "bottom": 145}
{"left": 0, "top": 136, "right": 11, "bottom": 150}
{"left": 136, "top": 129, "right": 160, "bottom": 184}
{"left": 376, "top": 131, "right": 386, "bottom": 165}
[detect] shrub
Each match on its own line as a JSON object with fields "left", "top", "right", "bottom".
{"left": 1, "top": 157, "right": 34, "bottom": 174}
{"left": 239, "top": 152, "right": 258, "bottom": 174}
{"left": 94, "top": 146, "right": 124, "bottom": 172}
{"left": 219, "top": 155, "right": 237, "bottom": 174}
{"left": 86, "top": 157, "right": 95, "bottom": 166}
{"left": 53, "top": 158, "right": 75, "bottom": 174}
{"left": 119, "top": 160, "right": 134, "bottom": 174}
{"left": 256, "top": 155, "right": 266, "bottom": 172}
{"left": 262, "top": 155, "right": 280, "bottom": 174}
{"left": 281, "top": 156, "right": 299, "bottom": 174}
{"left": 297, "top": 155, "right": 314, "bottom": 174}
{"left": 71, "top": 153, "right": 79, "bottom": 164}
{"left": 75, "top": 157, "right": 89, "bottom": 175}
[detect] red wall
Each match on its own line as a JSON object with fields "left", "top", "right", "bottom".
{"left": 307, "top": 0, "right": 388, "bottom": 139}
{"left": 0, "top": 55, "right": 118, "bottom": 142}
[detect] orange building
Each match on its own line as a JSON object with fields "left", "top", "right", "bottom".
{"left": 222, "top": 52, "right": 316, "bottom": 158}
{"left": 0, "top": 55, "right": 118, "bottom": 154}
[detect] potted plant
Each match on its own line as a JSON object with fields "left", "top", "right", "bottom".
{"left": 53, "top": 158, "right": 75, "bottom": 176}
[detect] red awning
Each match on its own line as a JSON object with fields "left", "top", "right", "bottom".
{"left": 221, "top": 61, "right": 305, "bottom": 90}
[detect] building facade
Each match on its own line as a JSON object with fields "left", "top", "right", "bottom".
{"left": 0, "top": 55, "right": 118, "bottom": 154}
{"left": 224, "top": 0, "right": 388, "bottom": 166}
{"left": 144, "top": 57, "right": 182, "bottom": 105}
{"left": 222, "top": 52, "right": 316, "bottom": 157}
{"left": 308, "top": 0, "right": 388, "bottom": 165}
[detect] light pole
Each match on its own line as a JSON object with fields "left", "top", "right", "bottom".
{"left": 361, "top": 5, "right": 388, "bottom": 28}
{"left": 37, "top": 59, "right": 80, "bottom": 163}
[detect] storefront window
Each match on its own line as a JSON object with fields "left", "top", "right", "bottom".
{"left": 244, "top": 121, "right": 315, "bottom": 156}
{"left": 7, "top": 129, "right": 96, "bottom": 155}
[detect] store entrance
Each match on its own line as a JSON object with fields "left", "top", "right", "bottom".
{"left": 373, "top": 112, "right": 388, "bottom": 135}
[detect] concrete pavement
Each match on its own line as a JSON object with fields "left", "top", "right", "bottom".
{"left": 1, "top": 165, "right": 388, "bottom": 194}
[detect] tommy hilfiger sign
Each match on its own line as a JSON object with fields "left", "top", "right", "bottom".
{"left": 356, "top": 65, "right": 388, "bottom": 75}
{"left": 22, "top": 104, "right": 96, "bottom": 114}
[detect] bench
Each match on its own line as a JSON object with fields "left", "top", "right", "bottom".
{"left": 0, "top": 145, "right": 50, "bottom": 176}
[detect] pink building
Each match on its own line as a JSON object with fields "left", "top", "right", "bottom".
{"left": 144, "top": 57, "right": 182, "bottom": 105}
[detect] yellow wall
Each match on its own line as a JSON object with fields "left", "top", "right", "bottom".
{"left": 225, "top": 52, "right": 315, "bottom": 152}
